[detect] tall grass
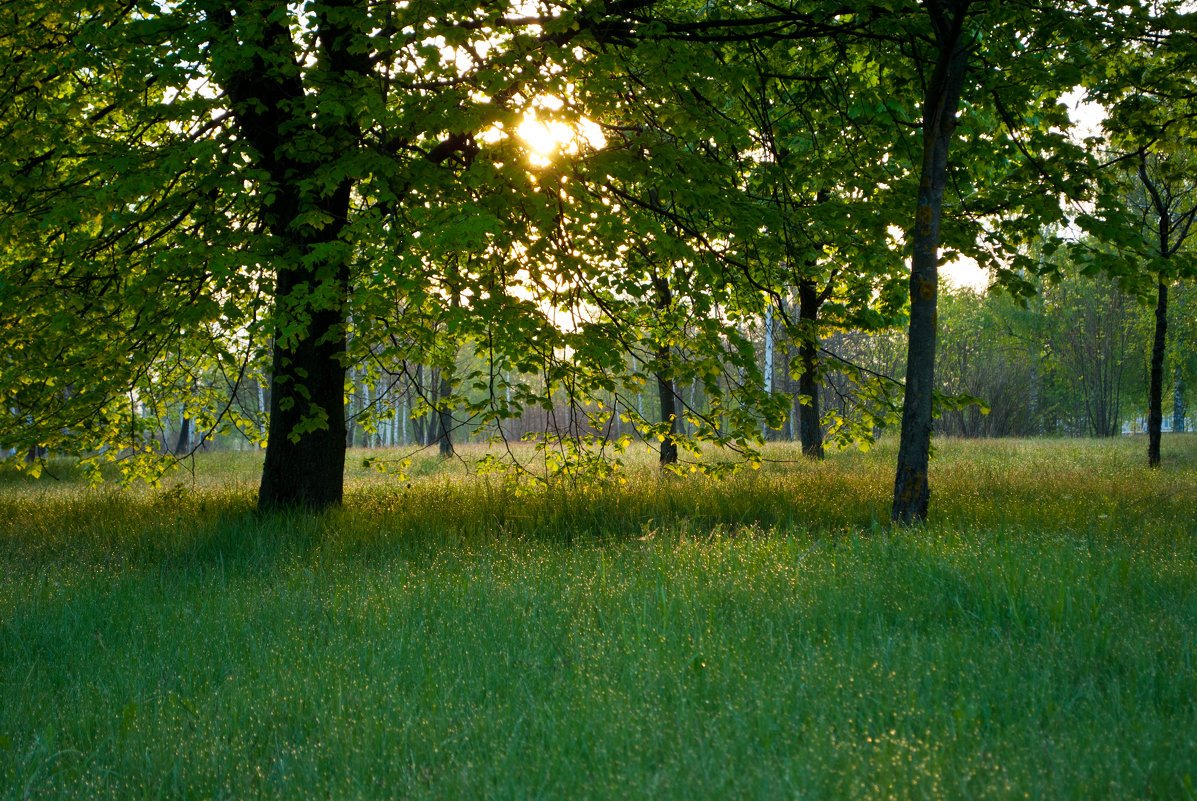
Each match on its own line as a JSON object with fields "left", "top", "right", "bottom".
{"left": 1, "top": 436, "right": 1194, "bottom": 799}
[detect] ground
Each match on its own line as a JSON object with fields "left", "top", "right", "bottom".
{"left": 1, "top": 437, "right": 1195, "bottom": 799}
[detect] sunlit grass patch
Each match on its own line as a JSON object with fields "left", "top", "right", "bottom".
{"left": 1, "top": 436, "right": 1194, "bottom": 799}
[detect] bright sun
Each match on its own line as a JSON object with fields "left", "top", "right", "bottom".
{"left": 517, "top": 117, "right": 576, "bottom": 165}
{"left": 514, "top": 96, "right": 606, "bottom": 166}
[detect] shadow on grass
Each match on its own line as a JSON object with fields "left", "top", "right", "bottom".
{"left": 2, "top": 434, "right": 1194, "bottom": 580}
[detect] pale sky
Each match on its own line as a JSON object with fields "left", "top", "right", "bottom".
{"left": 941, "top": 258, "right": 989, "bottom": 291}
{"left": 941, "top": 89, "right": 1106, "bottom": 293}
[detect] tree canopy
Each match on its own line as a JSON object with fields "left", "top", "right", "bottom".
{"left": 1, "top": 0, "right": 1192, "bottom": 518}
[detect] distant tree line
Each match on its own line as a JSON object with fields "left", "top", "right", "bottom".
{"left": 81, "top": 253, "right": 1188, "bottom": 463}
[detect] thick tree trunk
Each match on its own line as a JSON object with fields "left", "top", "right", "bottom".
{"left": 892, "top": 5, "right": 972, "bottom": 524}
{"left": 797, "top": 279, "right": 824, "bottom": 459}
{"left": 259, "top": 272, "right": 349, "bottom": 509}
{"left": 1148, "top": 279, "right": 1168, "bottom": 467}
{"left": 207, "top": 5, "right": 365, "bottom": 510}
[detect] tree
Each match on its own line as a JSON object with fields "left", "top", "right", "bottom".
{"left": 3, "top": 0, "right": 1184, "bottom": 516}
{"left": 607, "top": 0, "right": 1166, "bottom": 519}
{"left": 881, "top": 0, "right": 1177, "bottom": 520}
{"left": 1043, "top": 264, "right": 1147, "bottom": 437}
{"left": 605, "top": 0, "right": 1176, "bottom": 518}
{"left": 1135, "top": 153, "right": 1197, "bottom": 464}
{"left": 886, "top": 0, "right": 975, "bottom": 522}
{"left": 1082, "top": 17, "right": 1197, "bottom": 464}
{"left": 2, "top": 1, "right": 606, "bottom": 503}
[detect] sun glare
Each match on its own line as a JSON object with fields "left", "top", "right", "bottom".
{"left": 515, "top": 96, "right": 606, "bottom": 166}
{"left": 518, "top": 117, "right": 576, "bottom": 165}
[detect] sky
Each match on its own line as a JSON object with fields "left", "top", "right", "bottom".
{"left": 942, "top": 90, "right": 1108, "bottom": 293}
{"left": 941, "top": 258, "right": 989, "bottom": 291}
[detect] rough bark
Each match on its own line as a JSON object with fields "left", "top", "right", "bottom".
{"left": 207, "top": 5, "right": 365, "bottom": 510}
{"left": 892, "top": 2, "right": 972, "bottom": 524}
{"left": 258, "top": 261, "right": 349, "bottom": 509}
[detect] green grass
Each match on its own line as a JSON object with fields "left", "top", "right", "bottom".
{"left": 1, "top": 436, "right": 1195, "bottom": 799}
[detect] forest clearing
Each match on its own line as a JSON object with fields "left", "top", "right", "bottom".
{"left": 4, "top": 2, "right": 1197, "bottom": 797}
{"left": 2, "top": 436, "right": 1194, "bottom": 800}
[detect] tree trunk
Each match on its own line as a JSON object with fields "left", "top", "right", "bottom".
{"left": 892, "top": 5, "right": 972, "bottom": 524}
{"left": 657, "top": 345, "right": 679, "bottom": 466}
{"left": 651, "top": 271, "right": 678, "bottom": 465}
{"left": 1148, "top": 279, "right": 1168, "bottom": 467}
{"left": 402, "top": 389, "right": 410, "bottom": 446}
{"left": 413, "top": 365, "right": 428, "bottom": 446}
{"left": 1137, "top": 152, "right": 1187, "bottom": 464}
{"left": 790, "top": 386, "right": 798, "bottom": 441}
{"left": 174, "top": 413, "right": 191, "bottom": 456}
{"left": 435, "top": 365, "right": 454, "bottom": 457}
{"left": 390, "top": 385, "right": 399, "bottom": 447}
{"left": 258, "top": 255, "right": 350, "bottom": 509}
{"left": 688, "top": 378, "right": 698, "bottom": 437}
{"left": 797, "top": 279, "right": 824, "bottom": 459}
{"left": 206, "top": 6, "right": 365, "bottom": 510}
{"left": 423, "top": 368, "right": 435, "bottom": 447}
{"left": 256, "top": 379, "right": 267, "bottom": 446}
{"left": 347, "top": 368, "right": 359, "bottom": 448}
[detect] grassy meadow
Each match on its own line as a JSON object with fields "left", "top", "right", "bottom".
{"left": 1, "top": 436, "right": 1195, "bottom": 799}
